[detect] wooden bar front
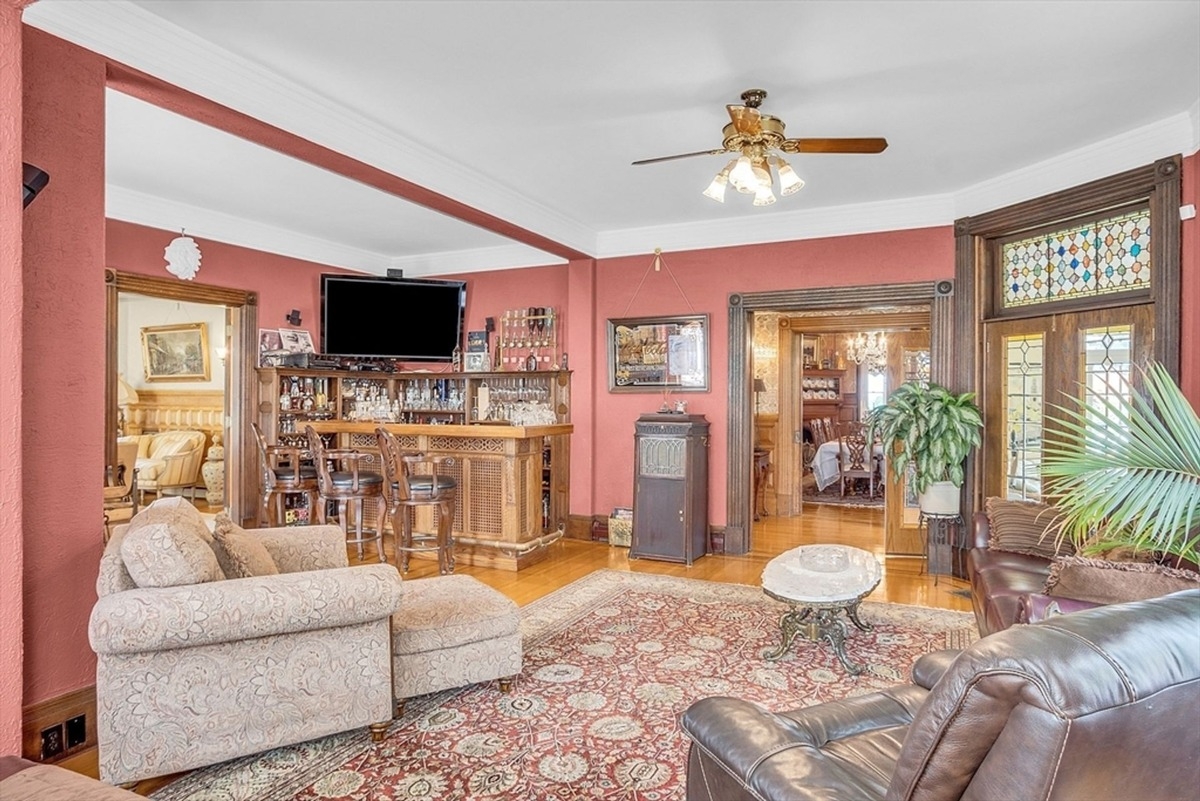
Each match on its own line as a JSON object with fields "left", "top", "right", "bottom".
{"left": 307, "top": 421, "right": 572, "bottom": 571}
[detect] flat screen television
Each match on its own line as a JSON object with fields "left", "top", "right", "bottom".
{"left": 320, "top": 274, "right": 466, "bottom": 361}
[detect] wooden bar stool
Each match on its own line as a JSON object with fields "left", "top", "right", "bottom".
{"left": 376, "top": 428, "right": 458, "bottom": 574}
{"left": 305, "top": 425, "right": 386, "bottom": 561}
{"left": 252, "top": 423, "right": 319, "bottom": 527}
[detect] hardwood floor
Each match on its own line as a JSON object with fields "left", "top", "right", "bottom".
{"left": 354, "top": 503, "right": 972, "bottom": 612}
{"left": 95, "top": 503, "right": 971, "bottom": 795}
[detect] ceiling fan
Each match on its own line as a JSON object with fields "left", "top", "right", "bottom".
{"left": 633, "top": 88, "right": 888, "bottom": 206}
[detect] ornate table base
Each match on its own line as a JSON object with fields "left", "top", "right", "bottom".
{"left": 763, "top": 596, "right": 873, "bottom": 674}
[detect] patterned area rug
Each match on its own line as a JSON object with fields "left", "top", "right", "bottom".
{"left": 151, "top": 570, "right": 975, "bottom": 801}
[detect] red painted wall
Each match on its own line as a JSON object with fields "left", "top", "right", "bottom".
{"left": 437, "top": 264, "right": 570, "bottom": 355}
{"left": 1181, "top": 152, "right": 1199, "bottom": 409}
{"left": 587, "top": 229, "right": 955, "bottom": 526}
{"left": 106, "top": 219, "right": 356, "bottom": 334}
{"left": 21, "top": 26, "right": 108, "bottom": 706}
{"left": 1, "top": 0, "right": 29, "bottom": 753}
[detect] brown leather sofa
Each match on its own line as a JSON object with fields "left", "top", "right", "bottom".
{"left": 965, "top": 511, "right": 1097, "bottom": 635}
{"left": 680, "top": 589, "right": 1200, "bottom": 801}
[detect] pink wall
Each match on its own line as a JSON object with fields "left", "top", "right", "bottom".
{"left": 1182, "top": 152, "right": 1199, "bottom": 409}
{"left": 438, "top": 264, "right": 570, "bottom": 350}
{"left": 21, "top": 26, "right": 108, "bottom": 707}
{"left": 586, "top": 229, "right": 955, "bottom": 526}
{"left": 107, "top": 219, "right": 356, "bottom": 336}
{"left": 1, "top": 0, "right": 29, "bottom": 753}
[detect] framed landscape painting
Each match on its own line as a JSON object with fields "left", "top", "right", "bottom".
{"left": 141, "top": 322, "right": 210, "bottom": 381}
{"left": 607, "top": 314, "right": 709, "bottom": 392}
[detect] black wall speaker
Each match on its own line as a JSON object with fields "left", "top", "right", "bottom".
{"left": 285, "top": 309, "right": 302, "bottom": 326}
{"left": 386, "top": 268, "right": 404, "bottom": 279}
{"left": 22, "top": 163, "right": 50, "bottom": 208}
{"left": 934, "top": 280, "right": 954, "bottom": 297}
{"left": 485, "top": 317, "right": 495, "bottom": 333}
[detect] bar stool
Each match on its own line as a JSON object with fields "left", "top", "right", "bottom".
{"left": 376, "top": 428, "right": 458, "bottom": 574}
{"left": 252, "top": 423, "right": 319, "bottom": 527}
{"left": 304, "top": 425, "right": 386, "bottom": 561}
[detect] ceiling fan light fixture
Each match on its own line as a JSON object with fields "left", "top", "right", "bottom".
{"left": 751, "top": 159, "right": 773, "bottom": 190}
{"left": 729, "top": 154, "right": 757, "bottom": 194}
{"left": 775, "top": 157, "right": 805, "bottom": 196}
{"left": 752, "top": 184, "right": 777, "bottom": 207}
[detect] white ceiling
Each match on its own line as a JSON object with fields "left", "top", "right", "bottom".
{"left": 25, "top": 0, "right": 1200, "bottom": 277}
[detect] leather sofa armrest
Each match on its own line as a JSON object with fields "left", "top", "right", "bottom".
{"left": 910, "top": 649, "right": 961, "bottom": 689}
{"left": 1019, "top": 592, "right": 1103, "bottom": 624}
{"left": 972, "top": 511, "right": 991, "bottom": 549}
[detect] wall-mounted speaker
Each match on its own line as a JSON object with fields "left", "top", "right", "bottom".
{"left": 485, "top": 317, "right": 495, "bottom": 333}
{"left": 386, "top": 268, "right": 404, "bottom": 279}
{"left": 22, "top": 163, "right": 50, "bottom": 208}
{"left": 934, "top": 280, "right": 954, "bottom": 297}
{"left": 285, "top": 309, "right": 302, "bottom": 326}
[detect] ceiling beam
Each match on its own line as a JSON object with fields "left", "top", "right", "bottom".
{"left": 105, "top": 60, "right": 592, "bottom": 263}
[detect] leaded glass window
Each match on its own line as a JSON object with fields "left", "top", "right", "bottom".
{"left": 1083, "top": 325, "right": 1134, "bottom": 427}
{"left": 1004, "top": 334, "right": 1044, "bottom": 501}
{"left": 1002, "top": 208, "right": 1151, "bottom": 309}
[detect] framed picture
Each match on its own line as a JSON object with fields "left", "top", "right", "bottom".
{"left": 607, "top": 314, "right": 709, "bottom": 392}
{"left": 464, "top": 351, "right": 490, "bottom": 372}
{"left": 279, "top": 328, "right": 315, "bottom": 353}
{"left": 141, "top": 323, "right": 210, "bottom": 382}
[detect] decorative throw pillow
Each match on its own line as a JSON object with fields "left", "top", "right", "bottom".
{"left": 121, "top": 497, "right": 223, "bottom": 587}
{"left": 985, "top": 497, "right": 1074, "bottom": 559}
{"left": 212, "top": 512, "right": 279, "bottom": 579}
{"left": 1044, "top": 555, "right": 1200, "bottom": 605}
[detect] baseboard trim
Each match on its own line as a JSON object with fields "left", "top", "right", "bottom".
{"left": 21, "top": 685, "right": 97, "bottom": 763}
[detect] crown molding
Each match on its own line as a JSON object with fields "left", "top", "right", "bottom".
{"left": 596, "top": 194, "right": 956, "bottom": 259}
{"left": 106, "top": 185, "right": 394, "bottom": 274}
{"left": 23, "top": 0, "right": 598, "bottom": 256}
{"left": 954, "top": 110, "right": 1197, "bottom": 218}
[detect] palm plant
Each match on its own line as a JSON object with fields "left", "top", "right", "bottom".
{"left": 1041, "top": 362, "right": 1200, "bottom": 564}
{"left": 865, "top": 382, "right": 983, "bottom": 496}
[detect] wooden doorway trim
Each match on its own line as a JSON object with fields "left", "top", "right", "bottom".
{"left": 726, "top": 281, "right": 954, "bottom": 555}
{"left": 105, "top": 270, "right": 258, "bottom": 523}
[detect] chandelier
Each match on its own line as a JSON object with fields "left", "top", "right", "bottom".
{"left": 846, "top": 332, "right": 888, "bottom": 373}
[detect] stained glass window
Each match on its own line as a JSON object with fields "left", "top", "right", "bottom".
{"left": 1004, "top": 334, "right": 1044, "bottom": 501}
{"left": 1083, "top": 325, "right": 1134, "bottom": 427}
{"left": 1002, "top": 208, "right": 1151, "bottom": 308}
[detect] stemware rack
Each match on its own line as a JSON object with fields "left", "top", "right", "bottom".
{"left": 497, "top": 307, "right": 558, "bottom": 370}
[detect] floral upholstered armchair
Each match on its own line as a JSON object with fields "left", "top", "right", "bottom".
{"left": 89, "top": 498, "right": 403, "bottom": 786}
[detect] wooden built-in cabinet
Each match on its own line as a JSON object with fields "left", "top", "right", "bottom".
{"left": 256, "top": 368, "right": 572, "bottom": 571}
{"left": 800, "top": 369, "right": 857, "bottom": 424}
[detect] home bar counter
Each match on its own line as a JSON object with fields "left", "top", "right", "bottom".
{"left": 305, "top": 421, "right": 572, "bottom": 571}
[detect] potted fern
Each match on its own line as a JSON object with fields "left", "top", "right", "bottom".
{"left": 1041, "top": 362, "right": 1199, "bottom": 565}
{"left": 866, "top": 382, "right": 983, "bottom": 515}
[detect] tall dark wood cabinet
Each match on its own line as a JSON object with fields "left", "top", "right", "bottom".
{"left": 631, "top": 413, "right": 709, "bottom": 565}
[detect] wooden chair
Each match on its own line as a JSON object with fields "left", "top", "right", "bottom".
{"left": 376, "top": 428, "right": 458, "bottom": 574}
{"left": 304, "top": 425, "right": 386, "bottom": 561}
{"left": 252, "top": 423, "right": 319, "bottom": 527}
{"left": 837, "top": 430, "right": 879, "bottom": 498}
{"left": 103, "top": 439, "right": 140, "bottom": 542}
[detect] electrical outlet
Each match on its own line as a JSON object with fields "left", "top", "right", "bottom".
{"left": 40, "top": 724, "right": 64, "bottom": 760}
{"left": 66, "top": 714, "right": 87, "bottom": 749}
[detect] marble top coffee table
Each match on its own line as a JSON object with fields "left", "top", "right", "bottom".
{"left": 761, "top": 544, "right": 883, "bottom": 674}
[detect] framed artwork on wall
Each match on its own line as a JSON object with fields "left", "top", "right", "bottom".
{"left": 607, "top": 314, "right": 709, "bottom": 392}
{"left": 141, "top": 322, "right": 210, "bottom": 381}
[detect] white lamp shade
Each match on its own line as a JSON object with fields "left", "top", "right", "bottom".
{"left": 729, "top": 155, "right": 756, "bottom": 194}
{"left": 117, "top": 374, "right": 139, "bottom": 406}
{"left": 752, "top": 185, "right": 777, "bottom": 206}
{"left": 703, "top": 171, "right": 728, "bottom": 202}
{"left": 777, "top": 163, "right": 805, "bottom": 195}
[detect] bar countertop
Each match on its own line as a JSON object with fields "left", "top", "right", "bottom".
{"left": 304, "top": 421, "right": 573, "bottom": 438}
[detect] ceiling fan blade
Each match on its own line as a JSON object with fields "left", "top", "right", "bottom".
{"left": 632, "top": 148, "right": 729, "bottom": 166}
{"left": 726, "top": 104, "right": 762, "bottom": 135}
{"left": 781, "top": 137, "right": 889, "bottom": 154}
